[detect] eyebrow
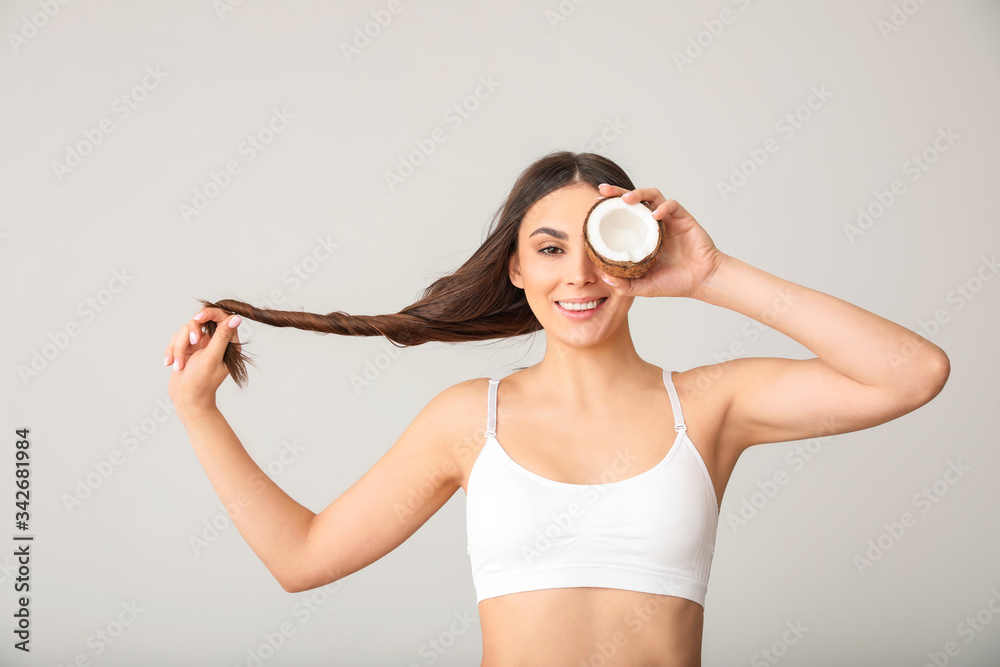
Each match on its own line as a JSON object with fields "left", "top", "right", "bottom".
{"left": 527, "top": 226, "right": 568, "bottom": 241}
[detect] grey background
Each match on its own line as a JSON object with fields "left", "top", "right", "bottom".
{"left": 2, "top": 0, "right": 998, "bottom": 665}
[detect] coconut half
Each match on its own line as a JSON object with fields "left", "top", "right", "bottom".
{"left": 583, "top": 195, "right": 663, "bottom": 279}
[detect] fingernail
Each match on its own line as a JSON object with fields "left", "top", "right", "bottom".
{"left": 173, "top": 360, "right": 180, "bottom": 371}
{"left": 602, "top": 276, "right": 617, "bottom": 287}
{"left": 189, "top": 331, "right": 198, "bottom": 345}
{"left": 228, "top": 315, "right": 242, "bottom": 328}
{"left": 598, "top": 183, "right": 608, "bottom": 189}
{"left": 193, "top": 312, "right": 205, "bottom": 321}
{"left": 163, "top": 355, "right": 171, "bottom": 366}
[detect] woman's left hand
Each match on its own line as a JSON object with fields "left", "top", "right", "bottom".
{"left": 595, "top": 184, "right": 723, "bottom": 299}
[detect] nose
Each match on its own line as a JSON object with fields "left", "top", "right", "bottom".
{"left": 566, "top": 237, "right": 600, "bottom": 286}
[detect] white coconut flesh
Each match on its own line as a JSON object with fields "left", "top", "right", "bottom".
{"left": 586, "top": 198, "right": 659, "bottom": 262}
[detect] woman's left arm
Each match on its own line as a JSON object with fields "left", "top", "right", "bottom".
{"left": 689, "top": 251, "right": 949, "bottom": 447}
{"left": 597, "top": 184, "right": 950, "bottom": 453}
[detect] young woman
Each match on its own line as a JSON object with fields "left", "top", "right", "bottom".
{"left": 163, "top": 151, "right": 949, "bottom": 666}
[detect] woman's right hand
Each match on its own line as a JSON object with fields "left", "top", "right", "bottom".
{"left": 165, "top": 307, "right": 243, "bottom": 415}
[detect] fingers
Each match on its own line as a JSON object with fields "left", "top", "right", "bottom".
{"left": 205, "top": 314, "right": 242, "bottom": 363}
{"left": 188, "top": 307, "right": 237, "bottom": 348}
{"left": 163, "top": 307, "right": 235, "bottom": 371}
{"left": 192, "top": 306, "right": 234, "bottom": 325}
{"left": 601, "top": 273, "right": 633, "bottom": 295}
{"left": 659, "top": 198, "right": 694, "bottom": 221}
{"left": 597, "top": 184, "right": 666, "bottom": 210}
{"left": 623, "top": 188, "right": 666, "bottom": 210}
{"left": 165, "top": 322, "right": 205, "bottom": 371}
{"left": 181, "top": 308, "right": 219, "bottom": 353}
{"left": 597, "top": 183, "right": 627, "bottom": 197}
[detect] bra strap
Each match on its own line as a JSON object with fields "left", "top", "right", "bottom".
{"left": 664, "top": 370, "right": 687, "bottom": 432}
{"left": 485, "top": 378, "right": 499, "bottom": 437}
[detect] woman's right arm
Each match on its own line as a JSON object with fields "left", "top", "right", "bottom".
{"left": 178, "top": 405, "right": 317, "bottom": 591}
{"left": 167, "top": 307, "right": 469, "bottom": 593}
{"left": 178, "top": 386, "right": 467, "bottom": 593}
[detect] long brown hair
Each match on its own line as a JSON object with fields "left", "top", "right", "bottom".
{"left": 198, "top": 150, "right": 637, "bottom": 388}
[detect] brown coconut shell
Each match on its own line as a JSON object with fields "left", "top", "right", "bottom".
{"left": 582, "top": 195, "right": 664, "bottom": 279}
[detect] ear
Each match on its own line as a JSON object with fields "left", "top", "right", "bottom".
{"left": 508, "top": 250, "right": 523, "bottom": 289}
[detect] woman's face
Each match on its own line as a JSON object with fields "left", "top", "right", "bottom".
{"left": 509, "top": 182, "right": 635, "bottom": 346}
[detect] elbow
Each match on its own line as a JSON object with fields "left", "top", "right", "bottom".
{"left": 277, "top": 564, "right": 344, "bottom": 594}
{"left": 901, "top": 348, "right": 951, "bottom": 408}
{"left": 272, "top": 558, "right": 310, "bottom": 593}
{"left": 275, "top": 522, "right": 345, "bottom": 594}
{"left": 279, "top": 576, "right": 304, "bottom": 594}
{"left": 277, "top": 568, "right": 315, "bottom": 594}
{"left": 936, "top": 349, "right": 951, "bottom": 385}
{"left": 281, "top": 582, "right": 307, "bottom": 594}
{"left": 922, "top": 348, "right": 951, "bottom": 401}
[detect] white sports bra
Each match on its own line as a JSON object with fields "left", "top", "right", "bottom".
{"left": 465, "top": 368, "right": 719, "bottom": 608}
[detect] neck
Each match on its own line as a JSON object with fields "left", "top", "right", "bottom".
{"left": 529, "top": 317, "right": 651, "bottom": 408}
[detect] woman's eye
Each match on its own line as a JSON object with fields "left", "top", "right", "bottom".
{"left": 539, "top": 245, "right": 562, "bottom": 255}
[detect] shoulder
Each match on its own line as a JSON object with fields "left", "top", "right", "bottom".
{"left": 428, "top": 377, "right": 491, "bottom": 414}
{"left": 666, "top": 362, "right": 734, "bottom": 450}
{"left": 669, "top": 362, "right": 735, "bottom": 412}
{"left": 668, "top": 357, "right": 800, "bottom": 456}
{"left": 416, "top": 377, "right": 492, "bottom": 464}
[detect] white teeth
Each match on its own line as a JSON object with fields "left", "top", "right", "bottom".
{"left": 557, "top": 297, "right": 606, "bottom": 311}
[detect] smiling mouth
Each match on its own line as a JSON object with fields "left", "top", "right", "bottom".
{"left": 556, "top": 297, "right": 608, "bottom": 311}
